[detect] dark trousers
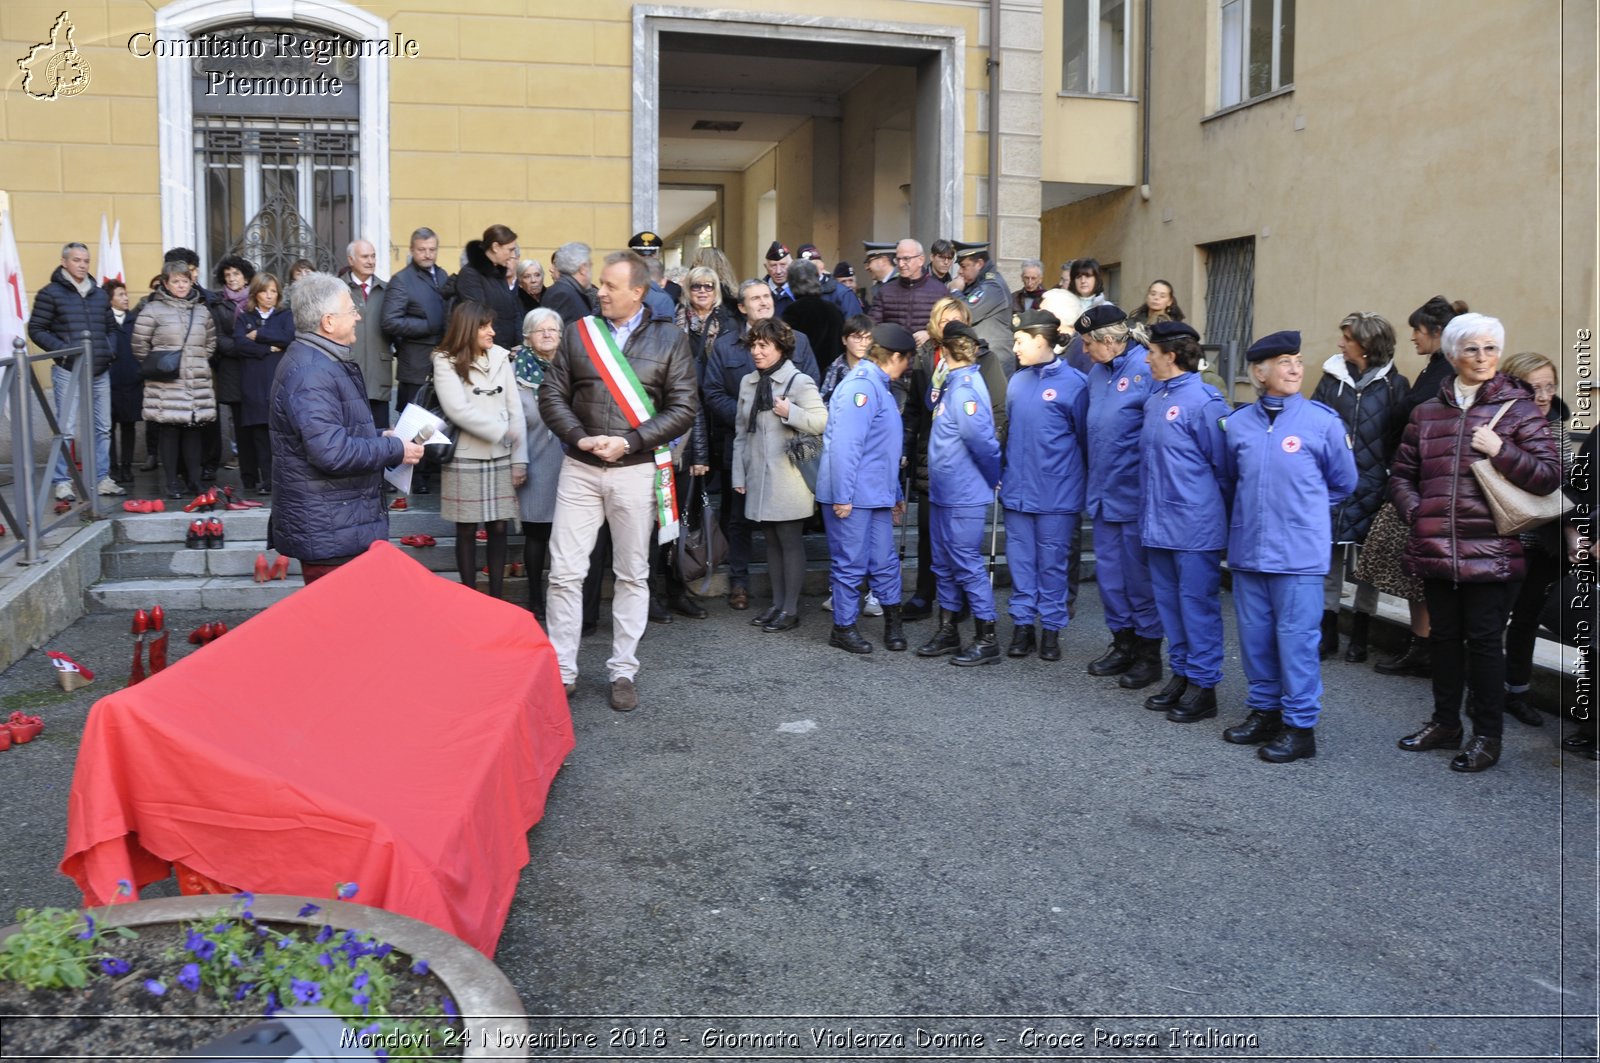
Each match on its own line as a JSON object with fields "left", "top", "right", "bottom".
{"left": 159, "top": 425, "right": 203, "bottom": 494}
{"left": 247, "top": 425, "right": 273, "bottom": 488}
{"left": 370, "top": 399, "right": 390, "bottom": 431}
{"left": 1424, "top": 578, "right": 1514, "bottom": 740}
{"left": 395, "top": 381, "right": 424, "bottom": 417}
{"left": 913, "top": 488, "right": 935, "bottom": 603}
{"left": 201, "top": 417, "right": 222, "bottom": 472}
{"left": 523, "top": 520, "right": 553, "bottom": 619}
{"left": 718, "top": 463, "right": 752, "bottom": 588}
{"left": 228, "top": 403, "right": 260, "bottom": 484}
{"left": 1506, "top": 548, "right": 1560, "bottom": 689}
{"left": 650, "top": 469, "right": 692, "bottom": 599}
{"left": 112, "top": 422, "right": 138, "bottom": 470}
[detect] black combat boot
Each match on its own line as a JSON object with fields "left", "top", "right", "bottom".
{"left": 1258, "top": 724, "right": 1316, "bottom": 762}
{"left": 952, "top": 618, "right": 1001, "bottom": 666}
{"left": 1343, "top": 612, "right": 1370, "bottom": 663}
{"left": 1223, "top": 710, "right": 1283, "bottom": 745}
{"left": 1086, "top": 629, "right": 1135, "bottom": 676}
{"left": 829, "top": 624, "right": 874, "bottom": 654}
{"left": 1319, "top": 610, "right": 1340, "bottom": 659}
{"left": 1117, "top": 636, "right": 1163, "bottom": 690}
{"left": 1038, "top": 629, "right": 1061, "bottom": 661}
{"left": 1166, "top": 685, "right": 1218, "bottom": 723}
{"left": 882, "top": 605, "right": 907, "bottom": 652}
{"left": 1374, "top": 635, "right": 1432, "bottom": 676}
{"left": 916, "top": 609, "right": 962, "bottom": 657}
{"left": 1143, "top": 674, "right": 1188, "bottom": 711}
{"left": 1006, "top": 624, "right": 1036, "bottom": 658}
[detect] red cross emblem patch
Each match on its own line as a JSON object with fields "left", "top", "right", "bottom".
{"left": 1282, "top": 435, "right": 1302, "bottom": 453}
{"left": 1042, "top": 388, "right": 1057, "bottom": 401}
{"left": 1166, "top": 405, "right": 1181, "bottom": 421}
{"left": 1116, "top": 377, "right": 1129, "bottom": 392}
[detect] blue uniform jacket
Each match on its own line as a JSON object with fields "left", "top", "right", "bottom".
{"left": 1085, "top": 342, "right": 1154, "bottom": 522}
{"left": 928, "top": 364, "right": 1001, "bottom": 507}
{"left": 1139, "top": 372, "right": 1231, "bottom": 551}
{"left": 1221, "top": 393, "right": 1359, "bottom": 574}
{"left": 1001, "top": 357, "right": 1088, "bottom": 514}
{"left": 815, "top": 361, "right": 903, "bottom": 508}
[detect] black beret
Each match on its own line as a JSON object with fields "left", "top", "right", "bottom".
{"left": 1074, "top": 303, "right": 1126, "bottom": 334}
{"left": 952, "top": 240, "right": 990, "bottom": 260}
{"left": 833, "top": 261, "right": 855, "bottom": 279}
{"left": 1246, "top": 330, "right": 1302, "bottom": 362}
{"left": 1149, "top": 321, "right": 1201, "bottom": 347}
{"left": 1014, "top": 308, "right": 1062, "bottom": 332}
{"left": 765, "top": 241, "right": 791, "bottom": 262}
{"left": 871, "top": 322, "right": 916, "bottom": 354}
{"left": 628, "top": 231, "right": 661, "bottom": 254}
{"left": 941, "top": 321, "right": 980, "bottom": 345}
{"left": 862, "top": 241, "right": 895, "bottom": 261}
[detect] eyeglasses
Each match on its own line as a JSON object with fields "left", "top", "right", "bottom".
{"left": 327, "top": 307, "right": 361, "bottom": 318}
{"left": 894, "top": 255, "right": 923, "bottom": 264}
{"left": 1458, "top": 344, "right": 1500, "bottom": 358}
{"left": 689, "top": 282, "right": 717, "bottom": 292}
{"left": 1531, "top": 384, "right": 1558, "bottom": 397}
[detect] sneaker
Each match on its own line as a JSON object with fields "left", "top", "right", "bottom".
{"left": 97, "top": 477, "right": 127, "bottom": 496}
{"left": 863, "top": 592, "right": 884, "bottom": 617}
{"left": 822, "top": 593, "right": 833, "bottom": 611}
{"left": 610, "top": 677, "right": 638, "bottom": 712}
{"left": 53, "top": 482, "right": 74, "bottom": 501}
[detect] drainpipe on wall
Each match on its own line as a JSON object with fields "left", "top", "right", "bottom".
{"left": 987, "top": 0, "right": 1002, "bottom": 246}
{"left": 1139, "top": 0, "right": 1152, "bottom": 199}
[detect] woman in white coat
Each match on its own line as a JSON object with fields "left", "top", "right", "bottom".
{"left": 733, "top": 317, "right": 828, "bottom": 632}
{"left": 432, "top": 301, "right": 527, "bottom": 600}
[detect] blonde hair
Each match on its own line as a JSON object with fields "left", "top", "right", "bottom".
{"left": 927, "top": 295, "right": 970, "bottom": 342}
{"left": 1501, "top": 350, "right": 1557, "bottom": 387}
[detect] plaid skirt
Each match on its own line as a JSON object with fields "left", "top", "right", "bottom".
{"left": 440, "top": 455, "right": 520, "bottom": 525}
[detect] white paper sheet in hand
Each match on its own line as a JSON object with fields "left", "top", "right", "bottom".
{"left": 383, "top": 404, "right": 453, "bottom": 494}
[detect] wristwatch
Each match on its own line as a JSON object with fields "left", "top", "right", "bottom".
{"left": 621, "top": 439, "right": 632, "bottom": 455}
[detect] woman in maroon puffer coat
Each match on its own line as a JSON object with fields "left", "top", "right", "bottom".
{"left": 1389, "top": 313, "right": 1562, "bottom": 773}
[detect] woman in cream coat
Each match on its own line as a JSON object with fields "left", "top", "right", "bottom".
{"left": 432, "top": 301, "right": 527, "bottom": 601}
{"left": 733, "top": 317, "right": 828, "bottom": 632}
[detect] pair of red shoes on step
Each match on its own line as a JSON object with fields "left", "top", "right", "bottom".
{"left": 129, "top": 607, "right": 168, "bottom": 685}
{"left": 253, "top": 553, "right": 292, "bottom": 582}
{"left": 186, "top": 517, "right": 225, "bottom": 549}
{"left": 187, "top": 621, "right": 229, "bottom": 646}
{"left": 400, "top": 534, "right": 437, "bottom": 548}
{"left": 221, "top": 485, "right": 263, "bottom": 511}
{"left": 122, "top": 499, "right": 167, "bottom": 513}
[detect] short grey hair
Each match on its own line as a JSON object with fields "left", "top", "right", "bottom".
{"left": 522, "top": 307, "right": 560, "bottom": 337}
{"left": 1084, "top": 321, "right": 1131, "bottom": 348}
{"left": 738, "top": 278, "right": 772, "bottom": 304}
{"left": 408, "top": 227, "right": 438, "bottom": 245}
{"left": 161, "top": 259, "right": 191, "bottom": 280}
{"left": 289, "top": 272, "right": 350, "bottom": 334}
{"left": 788, "top": 259, "right": 821, "bottom": 298}
{"left": 345, "top": 239, "right": 373, "bottom": 260}
{"left": 516, "top": 258, "right": 544, "bottom": 279}
{"left": 1441, "top": 312, "right": 1506, "bottom": 362}
{"left": 645, "top": 256, "right": 665, "bottom": 282}
{"left": 1021, "top": 258, "right": 1044, "bottom": 273}
{"left": 551, "top": 241, "right": 592, "bottom": 275}
{"left": 61, "top": 242, "right": 89, "bottom": 257}
{"left": 1339, "top": 311, "right": 1396, "bottom": 365}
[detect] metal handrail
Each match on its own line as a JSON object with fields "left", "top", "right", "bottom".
{"left": 1, "top": 334, "right": 100, "bottom": 565}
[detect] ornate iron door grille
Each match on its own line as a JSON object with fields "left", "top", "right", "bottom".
{"left": 1202, "top": 236, "right": 1255, "bottom": 388}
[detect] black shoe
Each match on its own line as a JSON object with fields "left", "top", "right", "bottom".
{"left": 1344, "top": 612, "right": 1370, "bottom": 663}
{"left": 882, "top": 605, "right": 907, "bottom": 652}
{"left": 648, "top": 598, "right": 673, "bottom": 624}
{"left": 1167, "top": 686, "right": 1218, "bottom": 723}
{"left": 1259, "top": 724, "right": 1316, "bottom": 762}
{"left": 1006, "top": 624, "right": 1035, "bottom": 658}
{"left": 1223, "top": 710, "right": 1283, "bottom": 744}
{"left": 666, "top": 593, "right": 708, "bottom": 620}
{"left": 1038, "top": 629, "right": 1061, "bottom": 662}
{"left": 414, "top": 478, "right": 431, "bottom": 495}
{"left": 916, "top": 609, "right": 963, "bottom": 657}
{"left": 1561, "top": 730, "right": 1598, "bottom": 752}
{"left": 141, "top": 454, "right": 160, "bottom": 472}
{"left": 1504, "top": 693, "right": 1543, "bottom": 727}
{"left": 201, "top": 464, "right": 217, "bottom": 482}
{"left": 902, "top": 597, "right": 933, "bottom": 621}
{"left": 952, "top": 618, "right": 1001, "bottom": 666}
{"left": 1398, "top": 721, "right": 1463, "bottom": 752}
{"left": 1087, "top": 629, "right": 1135, "bottom": 676}
{"left": 1449, "top": 735, "right": 1501, "bottom": 773}
{"left": 1375, "top": 636, "right": 1432, "bottom": 677}
{"left": 829, "top": 624, "right": 873, "bottom": 654}
{"left": 257, "top": 482, "right": 272, "bottom": 495}
{"left": 750, "top": 605, "right": 781, "bottom": 627}
{"left": 1117, "top": 636, "right": 1163, "bottom": 690}
{"left": 1143, "top": 674, "right": 1188, "bottom": 711}
{"left": 1319, "top": 610, "right": 1340, "bottom": 660}
{"left": 762, "top": 611, "right": 800, "bottom": 633}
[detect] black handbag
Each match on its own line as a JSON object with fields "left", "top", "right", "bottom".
{"left": 779, "top": 375, "right": 822, "bottom": 493}
{"left": 139, "top": 308, "right": 196, "bottom": 382}
{"left": 412, "top": 377, "right": 457, "bottom": 465}
{"left": 674, "top": 475, "right": 728, "bottom": 589}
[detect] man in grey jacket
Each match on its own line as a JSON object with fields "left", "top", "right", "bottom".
{"left": 344, "top": 239, "right": 394, "bottom": 429}
{"left": 539, "top": 251, "right": 698, "bottom": 712}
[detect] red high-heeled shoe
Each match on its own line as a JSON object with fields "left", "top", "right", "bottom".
{"left": 187, "top": 623, "right": 214, "bottom": 645}
{"left": 148, "top": 606, "right": 168, "bottom": 673}
{"left": 270, "top": 555, "right": 291, "bottom": 581}
{"left": 210, "top": 621, "right": 228, "bottom": 639}
{"left": 129, "top": 609, "right": 148, "bottom": 686}
{"left": 253, "top": 552, "right": 270, "bottom": 582}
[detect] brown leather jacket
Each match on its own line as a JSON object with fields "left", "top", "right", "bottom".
{"left": 538, "top": 307, "right": 698, "bottom": 467}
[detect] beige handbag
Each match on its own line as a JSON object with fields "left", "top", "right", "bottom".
{"left": 1469, "top": 401, "right": 1572, "bottom": 534}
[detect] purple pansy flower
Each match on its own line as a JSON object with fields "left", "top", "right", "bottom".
{"left": 298, "top": 902, "right": 321, "bottom": 918}
{"left": 145, "top": 979, "right": 166, "bottom": 996}
{"left": 314, "top": 925, "right": 334, "bottom": 944}
{"left": 336, "top": 881, "right": 359, "bottom": 900}
{"left": 76, "top": 915, "right": 95, "bottom": 940}
{"left": 291, "top": 978, "right": 322, "bottom": 1005}
{"left": 353, "top": 971, "right": 370, "bottom": 990}
{"left": 178, "top": 963, "right": 201, "bottom": 992}
{"left": 441, "top": 996, "right": 459, "bottom": 1020}
{"left": 99, "top": 957, "right": 130, "bottom": 976}
{"left": 411, "top": 959, "right": 429, "bottom": 975}
{"left": 116, "top": 879, "right": 133, "bottom": 897}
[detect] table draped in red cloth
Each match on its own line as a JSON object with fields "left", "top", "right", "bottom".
{"left": 60, "top": 541, "right": 574, "bottom": 956}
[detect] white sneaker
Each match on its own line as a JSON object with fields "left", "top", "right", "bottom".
{"left": 863, "top": 592, "right": 884, "bottom": 617}
{"left": 53, "top": 482, "right": 74, "bottom": 501}
{"left": 97, "top": 477, "right": 126, "bottom": 496}
{"left": 821, "top": 593, "right": 833, "bottom": 611}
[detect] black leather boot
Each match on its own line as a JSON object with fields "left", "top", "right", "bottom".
{"left": 1143, "top": 674, "right": 1188, "bottom": 711}
{"left": 1117, "top": 636, "right": 1163, "bottom": 690}
{"left": 1086, "top": 629, "right": 1135, "bottom": 676}
{"left": 1167, "top": 685, "right": 1218, "bottom": 723}
{"left": 1259, "top": 724, "right": 1316, "bottom": 762}
{"left": 1319, "top": 610, "right": 1340, "bottom": 659}
{"left": 1006, "top": 624, "right": 1035, "bottom": 658}
{"left": 916, "top": 609, "right": 962, "bottom": 657}
{"left": 952, "top": 618, "right": 1001, "bottom": 666}
{"left": 1223, "top": 710, "right": 1283, "bottom": 745}
{"left": 1375, "top": 635, "right": 1432, "bottom": 676}
{"left": 1038, "top": 629, "right": 1061, "bottom": 662}
{"left": 829, "top": 624, "right": 874, "bottom": 654}
{"left": 1343, "top": 612, "right": 1370, "bottom": 663}
{"left": 882, "top": 605, "right": 907, "bottom": 651}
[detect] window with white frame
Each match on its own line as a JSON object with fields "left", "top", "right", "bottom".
{"left": 1062, "top": 0, "right": 1130, "bottom": 96}
{"left": 1219, "top": 0, "right": 1294, "bottom": 108}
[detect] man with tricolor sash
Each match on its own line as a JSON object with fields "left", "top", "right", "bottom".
{"left": 539, "top": 250, "right": 698, "bottom": 712}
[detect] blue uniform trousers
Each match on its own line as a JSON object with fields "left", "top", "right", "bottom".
{"left": 1092, "top": 518, "right": 1160, "bottom": 638}
{"left": 823, "top": 507, "right": 901, "bottom": 627}
{"left": 1147, "top": 547, "right": 1224, "bottom": 687}
{"left": 930, "top": 503, "right": 997, "bottom": 620}
{"left": 1004, "top": 509, "right": 1073, "bottom": 630}
{"left": 1232, "top": 571, "right": 1324, "bottom": 727}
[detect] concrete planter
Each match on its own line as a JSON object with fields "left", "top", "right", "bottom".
{"left": 2, "top": 894, "right": 529, "bottom": 1060}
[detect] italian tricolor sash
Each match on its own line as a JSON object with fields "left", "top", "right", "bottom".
{"left": 575, "top": 316, "right": 680, "bottom": 543}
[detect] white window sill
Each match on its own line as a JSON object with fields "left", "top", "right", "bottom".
{"left": 1203, "top": 84, "right": 1295, "bottom": 123}
{"left": 1055, "top": 91, "right": 1139, "bottom": 103}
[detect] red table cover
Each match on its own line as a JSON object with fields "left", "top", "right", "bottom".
{"left": 60, "top": 541, "right": 574, "bottom": 956}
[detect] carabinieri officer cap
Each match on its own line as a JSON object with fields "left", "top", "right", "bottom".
{"left": 1148, "top": 321, "right": 1201, "bottom": 346}
{"left": 952, "top": 240, "right": 990, "bottom": 260}
{"left": 1074, "top": 303, "right": 1126, "bottom": 334}
{"left": 628, "top": 231, "right": 662, "bottom": 255}
{"left": 1245, "top": 330, "right": 1302, "bottom": 361}
{"left": 765, "top": 241, "right": 791, "bottom": 262}
{"left": 862, "top": 241, "right": 895, "bottom": 262}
